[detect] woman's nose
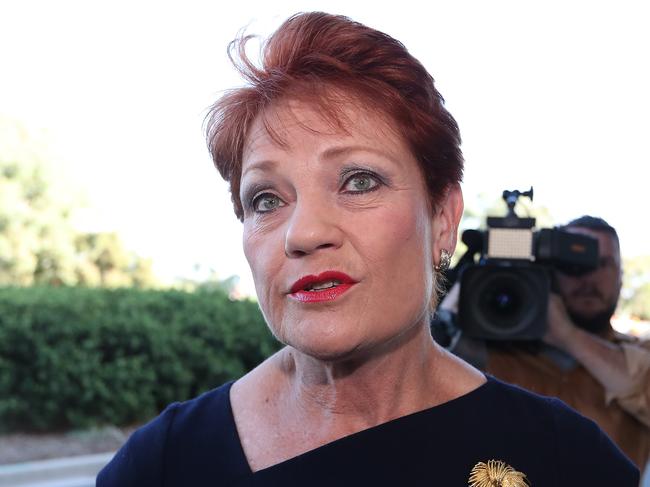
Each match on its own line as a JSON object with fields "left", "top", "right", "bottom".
{"left": 284, "top": 197, "right": 344, "bottom": 258}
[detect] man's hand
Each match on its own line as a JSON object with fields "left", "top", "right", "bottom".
{"left": 543, "top": 294, "right": 579, "bottom": 351}
{"left": 544, "top": 293, "right": 637, "bottom": 401}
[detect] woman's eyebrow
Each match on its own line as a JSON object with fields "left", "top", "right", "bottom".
{"left": 242, "top": 159, "right": 278, "bottom": 178}
{"left": 321, "top": 145, "right": 394, "bottom": 161}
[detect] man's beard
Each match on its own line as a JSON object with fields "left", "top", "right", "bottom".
{"left": 566, "top": 302, "right": 617, "bottom": 334}
{"left": 562, "top": 280, "right": 620, "bottom": 334}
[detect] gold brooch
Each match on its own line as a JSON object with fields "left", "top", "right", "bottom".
{"left": 468, "top": 460, "right": 529, "bottom": 487}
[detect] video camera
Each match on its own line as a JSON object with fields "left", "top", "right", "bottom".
{"left": 442, "top": 188, "right": 599, "bottom": 341}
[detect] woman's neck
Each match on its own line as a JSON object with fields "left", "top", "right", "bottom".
{"left": 231, "top": 323, "right": 484, "bottom": 472}
{"left": 275, "top": 324, "right": 461, "bottom": 429}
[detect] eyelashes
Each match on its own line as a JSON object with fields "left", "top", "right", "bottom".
{"left": 339, "top": 169, "right": 383, "bottom": 195}
{"left": 243, "top": 167, "right": 387, "bottom": 215}
{"left": 251, "top": 193, "right": 284, "bottom": 213}
{"left": 241, "top": 181, "right": 274, "bottom": 214}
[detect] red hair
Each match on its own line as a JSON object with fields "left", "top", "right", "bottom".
{"left": 205, "top": 12, "right": 463, "bottom": 220}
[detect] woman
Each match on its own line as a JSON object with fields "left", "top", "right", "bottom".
{"left": 98, "top": 12, "right": 638, "bottom": 486}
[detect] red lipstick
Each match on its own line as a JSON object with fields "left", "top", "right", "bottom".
{"left": 289, "top": 271, "right": 357, "bottom": 303}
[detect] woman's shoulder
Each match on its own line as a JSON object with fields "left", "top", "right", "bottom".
{"left": 474, "top": 376, "right": 639, "bottom": 483}
{"left": 96, "top": 381, "right": 249, "bottom": 487}
{"left": 479, "top": 375, "right": 613, "bottom": 441}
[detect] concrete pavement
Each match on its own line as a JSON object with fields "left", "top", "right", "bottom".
{"left": 0, "top": 452, "right": 113, "bottom": 487}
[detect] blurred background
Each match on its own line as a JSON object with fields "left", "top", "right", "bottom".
{"left": 2, "top": 0, "right": 649, "bottom": 302}
{"left": 1, "top": 0, "right": 649, "bottom": 481}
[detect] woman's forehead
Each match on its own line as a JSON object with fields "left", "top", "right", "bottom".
{"left": 243, "top": 98, "right": 401, "bottom": 162}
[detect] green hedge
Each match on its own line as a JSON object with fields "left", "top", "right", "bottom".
{"left": 0, "top": 286, "right": 281, "bottom": 432}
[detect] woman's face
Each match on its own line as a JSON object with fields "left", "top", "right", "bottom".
{"left": 240, "top": 100, "right": 461, "bottom": 361}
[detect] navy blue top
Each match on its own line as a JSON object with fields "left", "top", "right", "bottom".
{"left": 97, "top": 376, "right": 638, "bottom": 486}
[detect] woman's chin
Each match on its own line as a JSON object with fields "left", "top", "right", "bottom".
{"left": 284, "top": 335, "right": 367, "bottom": 364}
{"left": 276, "top": 320, "right": 423, "bottom": 365}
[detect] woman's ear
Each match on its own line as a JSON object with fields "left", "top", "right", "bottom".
{"left": 432, "top": 184, "right": 463, "bottom": 264}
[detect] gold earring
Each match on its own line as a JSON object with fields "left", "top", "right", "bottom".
{"left": 434, "top": 249, "right": 451, "bottom": 272}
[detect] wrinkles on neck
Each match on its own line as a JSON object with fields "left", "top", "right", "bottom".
{"left": 276, "top": 325, "right": 448, "bottom": 428}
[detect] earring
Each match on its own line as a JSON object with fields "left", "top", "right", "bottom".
{"left": 434, "top": 249, "right": 451, "bottom": 273}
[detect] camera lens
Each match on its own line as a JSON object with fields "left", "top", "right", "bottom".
{"left": 492, "top": 291, "right": 519, "bottom": 313}
{"left": 479, "top": 277, "right": 524, "bottom": 328}
{"left": 458, "top": 264, "right": 549, "bottom": 339}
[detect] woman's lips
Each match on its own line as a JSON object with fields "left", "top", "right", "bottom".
{"left": 289, "top": 271, "right": 357, "bottom": 303}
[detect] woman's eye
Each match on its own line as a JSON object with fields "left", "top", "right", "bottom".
{"left": 252, "top": 193, "right": 285, "bottom": 213}
{"left": 342, "top": 173, "right": 380, "bottom": 193}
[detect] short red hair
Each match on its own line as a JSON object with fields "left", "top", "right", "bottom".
{"left": 206, "top": 12, "right": 463, "bottom": 220}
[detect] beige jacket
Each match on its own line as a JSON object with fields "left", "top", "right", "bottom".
{"left": 485, "top": 331, "right": 650, "bottom": 469}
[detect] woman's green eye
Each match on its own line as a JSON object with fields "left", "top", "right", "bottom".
{"left": 253, "top": 194, "right": 284, "bottom": 213}
{"left": 344, "top": 173, "right": 379, "bottom": 193}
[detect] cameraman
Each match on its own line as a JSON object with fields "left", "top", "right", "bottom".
{"left": 442, "top": 216, "right": 650, "bottom": 468}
